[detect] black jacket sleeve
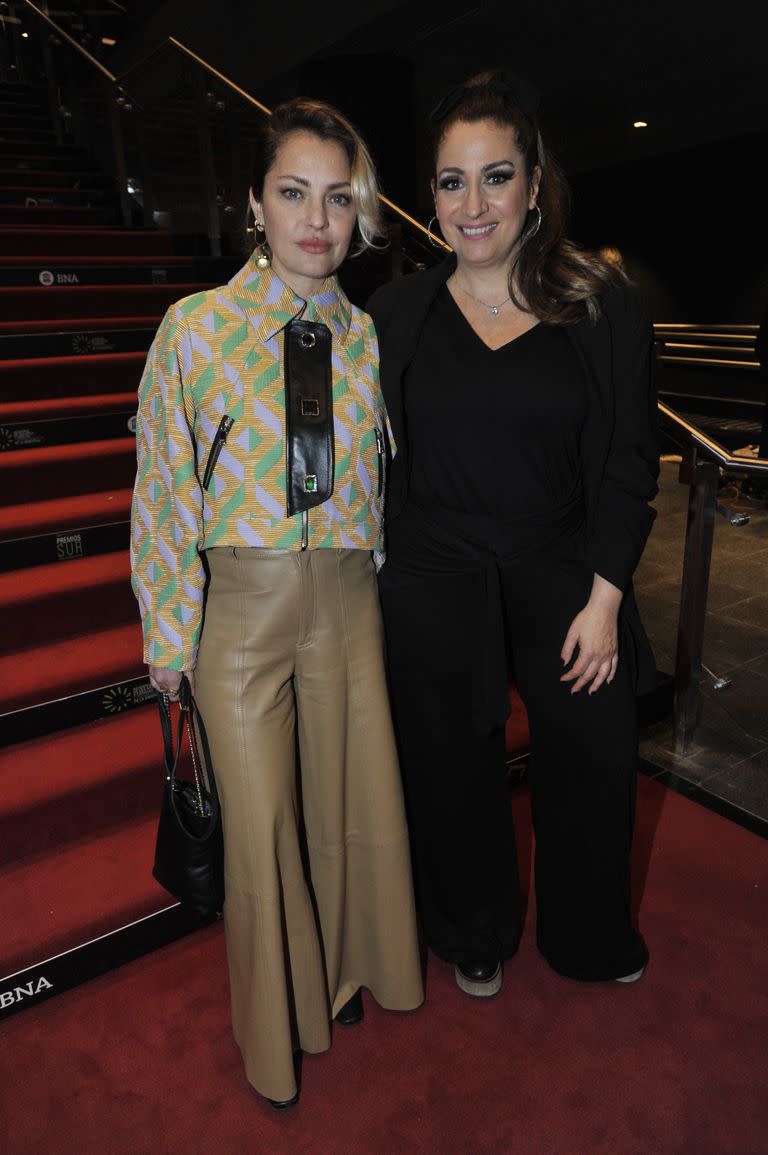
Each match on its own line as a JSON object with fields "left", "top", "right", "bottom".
{"left": 366, "top": 279, "right": 401, "bottom": 344}
{"left": 584, "top": 287, "right": 660, "bottom": 593}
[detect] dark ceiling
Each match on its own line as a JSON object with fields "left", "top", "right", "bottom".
{"left": 114, "top": 1, "right": 768, "bottom": 175}
{"left": 309, "top": 0, "right": 768, "bottom": 174}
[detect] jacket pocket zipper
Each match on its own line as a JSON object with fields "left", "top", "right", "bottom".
{"left": 375, "top": 427, "right": 384, "bottom": 497}
{"left": 202, "top": 415, "right": 235, "bottom": 491}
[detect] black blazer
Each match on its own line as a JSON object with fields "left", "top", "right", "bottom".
{"left": 368, "top": 256, "right": 660, "bottom": 694}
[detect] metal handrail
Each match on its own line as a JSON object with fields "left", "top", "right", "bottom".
{"left": 659, "top": 401, "right": 767, "bottom": 754}
{"left": 168, "top": 37, "right": 271, "bottom": 117}
{"left": 21, "top": 0, "right": 120, "bottom": 84}
{"left": 659, "top": 401, "right": 768, "bottom": 474}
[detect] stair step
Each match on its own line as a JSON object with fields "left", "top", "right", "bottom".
{"left": 0, "top": 321, "right": 158, "bottom": 359}
{"left": 0, "top": 126, "right": 55, "bottom": 141}
{"left": 0, "top": 392, "right": 137, "bottom": 424}
{"left": 0, "top": 140, "right": 88, "bottom": 157}
{"left": 0, "top": 394, "right": 137, "bottom": 450}
{"left": 0, "top": 253, "right": 187, "bottom": 267}
{"left": 0, "top": 351, "right": 146, "bottom": 401}
{"left": 0, "top": 281, "right": 208, "bottom": 321}
{"left": 0, "top": 169, "right": 110, "bottom": 188}
{"left": 0, "top": 620, "right": 144, "bottom": 713}
{"left": 0, "top": 204, "right": 116, "bottom": 225}
{"left": 0, "top": 486, "right": 131, "bottom": 544}
{"left": 0, "top": 548, "right": 136, "bottom": 652}
{"left": 0, "top": 187, "right": 110, "bottom": 206}
{"left": 0, "top": 436, "right": 136, "bottom": 503}
{"left": 0, "top": 226, "right": 171, "bottom": 256}
{"left": 0, "top": 152, "right": 97, "bottom": 171}
{"left": 0, "top": 701, "right": 158, "bottom": 868}
{"left": 0, "top": 812, "right": 167, "bottom": 979}
{"left": 0, "top": 261, "right": 200, "bottom": 287}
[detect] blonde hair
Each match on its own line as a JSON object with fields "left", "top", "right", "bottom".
{"left": 251, "top": 98, "right": 384, "bottom": 257}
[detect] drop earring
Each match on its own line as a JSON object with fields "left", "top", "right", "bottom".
{"left": 254, "top": 220, "right": 270, "bottom": 269}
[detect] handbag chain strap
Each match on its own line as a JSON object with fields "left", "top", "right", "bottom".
{"left": 182, "top": 700, "right": 206, "bottom": 814}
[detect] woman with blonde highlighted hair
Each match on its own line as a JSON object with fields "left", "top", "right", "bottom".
{"left": 131, "top": 98, "right": 423, "bottom": 1109}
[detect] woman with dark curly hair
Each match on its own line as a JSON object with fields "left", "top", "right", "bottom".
{"left": 369, "top": 70, "right": 659, "bottom": 998}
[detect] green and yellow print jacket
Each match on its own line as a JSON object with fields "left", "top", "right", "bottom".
{"left": 130, "top": 257, "right": 391, "bottom": 671}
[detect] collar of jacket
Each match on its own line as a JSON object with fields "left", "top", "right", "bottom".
{"left": 225, "top": 254, "right": 353, "bottom": 346}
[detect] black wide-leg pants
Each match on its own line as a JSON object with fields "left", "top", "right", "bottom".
{"left": 379, "top": 512, "right": 648, "bottom": 982}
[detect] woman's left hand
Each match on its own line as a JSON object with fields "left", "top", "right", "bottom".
{"left": 560, "top": 575, "right": 623, "bottom": 695}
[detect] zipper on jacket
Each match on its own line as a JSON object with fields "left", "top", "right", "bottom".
{"left": 301, "top": 510, "right": 309, "bottom": 550}
{"left": 375, "top": 427, "right": 384, "bottom": 497}
{"left": 202, "top": 415, "right": 235, "bottom": 491}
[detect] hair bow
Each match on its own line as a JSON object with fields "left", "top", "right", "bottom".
{"left": 430, "top": 70, "right": 541, "bottom": 124}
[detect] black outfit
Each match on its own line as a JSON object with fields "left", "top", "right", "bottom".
{"left": 368, "top": 259, "right": 659, "bottom": 981}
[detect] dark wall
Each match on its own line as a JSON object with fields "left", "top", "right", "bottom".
{"left": 570, "top": 132, "right": 768, "bottom": 323}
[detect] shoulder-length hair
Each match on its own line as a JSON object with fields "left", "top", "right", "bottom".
{"left": 431, "top": 72, "right": 622, "bottom": 324}
{"left": 252, "top": 98, "right": 384, "bottom": 256}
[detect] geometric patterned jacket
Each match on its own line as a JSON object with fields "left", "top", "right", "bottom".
{"left": 130, "top": 256, "right": 391, "bottom": 671}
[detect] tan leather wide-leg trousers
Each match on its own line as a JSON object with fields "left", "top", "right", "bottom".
{"left": 194, "top": 547, "right": 423, "bottom": 1102}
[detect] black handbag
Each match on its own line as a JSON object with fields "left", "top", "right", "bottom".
{"left": 152, "top": 675, "right": 224, "bottom": 918}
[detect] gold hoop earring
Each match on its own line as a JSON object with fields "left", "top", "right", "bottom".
{"left": 426, "top": 215, "right": 443, "bottom": 249}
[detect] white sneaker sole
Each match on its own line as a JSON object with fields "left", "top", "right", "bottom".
{"left": 615, "top": 967, "right": 645, "bottom": 984}
{"left": 455, "top": 963, "right": 503, "bottom": 998}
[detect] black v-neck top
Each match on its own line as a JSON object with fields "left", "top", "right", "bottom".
{"left": 404, "top": 286, "right": 587, "bottom": 522}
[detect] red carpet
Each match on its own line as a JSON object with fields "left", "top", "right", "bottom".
{"left": 0, "top": 777, "right": 766, "bottom": 1155}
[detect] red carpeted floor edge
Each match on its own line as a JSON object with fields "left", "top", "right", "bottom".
{"left": 0, "top": 777, "right": 765, "bottom": 1155}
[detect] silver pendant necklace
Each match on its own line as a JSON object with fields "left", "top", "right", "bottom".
{"left": 454, "top": 279, "right": 510, "bottom": 317}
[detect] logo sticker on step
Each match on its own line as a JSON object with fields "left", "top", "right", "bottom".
{"left": 38, "top": 269, "right": 54, "bottom": 286}
{"left": 55, "top": 532, "right": 84, "bottom": 561}
{"left": 102, "top": 685, "right": 133, "bottom": 714}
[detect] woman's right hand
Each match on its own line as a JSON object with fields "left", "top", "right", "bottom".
{"left": 148, "top": 666, "right": 195, "bottom": 700}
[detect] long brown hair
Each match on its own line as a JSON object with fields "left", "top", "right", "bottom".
{"left": 431, "top": 72, "right": 621, "bottom": 324}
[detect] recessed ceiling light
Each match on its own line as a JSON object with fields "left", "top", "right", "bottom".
{"left": 634, "top": 120, "right": 648, "bottom": 128}
{"left": 101, "top": 36, "right": 117, "bottom": 46}
{"left": 21, "top": 31, "right": 29, "bottom": 38}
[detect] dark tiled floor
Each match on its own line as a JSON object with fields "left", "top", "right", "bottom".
{"left": 636, "top": 459, "right": 768, "bottom": 827}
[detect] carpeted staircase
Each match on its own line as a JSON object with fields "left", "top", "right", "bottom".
{"left": 0, "top": 79, "right": 220, "bottom": 980}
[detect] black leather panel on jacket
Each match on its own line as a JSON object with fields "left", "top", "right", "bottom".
{"left": 284, "top": 318, "right": 334, "bottom": 516}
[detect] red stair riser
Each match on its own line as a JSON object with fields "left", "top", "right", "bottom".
{"left": 0, "top": 764, "right": 158, "bottom": 868}
{"left": 0, "top": 438, "right": 136, "bottom": 504}
{"left": 0, "top": 283, "right": 209, "bottom": 321}
{"left": 0, "top": 393, "right": 137, "bottom": 422}
{"left": 0, "top": 353, "right": 145, "bottom": 402}
{"left": 1, "top": 575, "right": 136, "bottom": 652}
{"left": 0, "top": 621, "right": 145, "bottom": 713}
{"left": 0, "top": 486, "right": 133, "bottom": 540}
{"left": 0, "top": 229, "right": 172, "bottom": 256}
{"left": 0, "top": 206, "right": 113, "bottom": 226}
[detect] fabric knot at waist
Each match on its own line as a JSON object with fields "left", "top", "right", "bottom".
{"left": 389, "top": 490, "right": 586, "bottom": 735}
